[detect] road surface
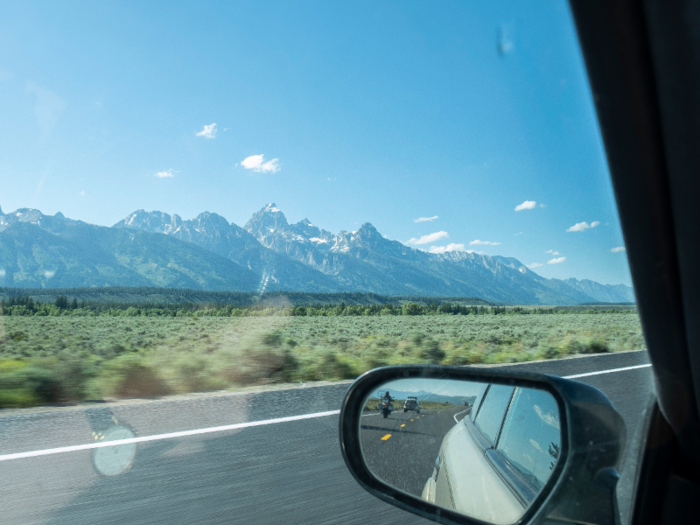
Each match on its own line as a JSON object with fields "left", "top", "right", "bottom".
{"left": 0, "top": 350, "right": 652, "bottom": 524}
{"left": 361, "top": 405, "right": 467, "bottom": 497}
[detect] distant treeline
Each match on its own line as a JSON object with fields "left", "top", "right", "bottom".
{"left": 0, "top": 294, "right": 638, "bottom": 318}
{"left": 0, "top": 287, "right": 490, "bottom": 308}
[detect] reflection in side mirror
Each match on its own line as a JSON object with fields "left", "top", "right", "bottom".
{"left": 341, "top": 366, "right": 626, "bottom": 525}
{"left": 361, "top": 379, "right": 561, "bottom": 525}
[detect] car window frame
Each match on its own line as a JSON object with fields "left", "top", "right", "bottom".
{"left": 472, "top": 384, "right": 516, "bottom": 445}
{"left": 465, "top": 386, "right": 544, "bottom": 506}
{"left": 492, "top": 388, "right": 562, "bottom": 502}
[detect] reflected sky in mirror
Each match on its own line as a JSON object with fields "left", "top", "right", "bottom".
{"left": 377, "top": 378, "right": 487, "bottom": 400}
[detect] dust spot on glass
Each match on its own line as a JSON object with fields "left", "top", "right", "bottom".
{"left": 498, "top": 24, "right": 515, "bottom": 56}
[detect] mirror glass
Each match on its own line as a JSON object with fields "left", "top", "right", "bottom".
{"left": 361, "top": 379, "right": 562, "bottom": 525}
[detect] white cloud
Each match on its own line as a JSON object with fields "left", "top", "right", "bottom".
{"left": 154, "top": 169, "right": 175, "bottom": 178}
{"left": 515, "top": 200, "right": 537, "bottom": 211}
{"left": 545, "top": 250, "right": 560, "bottom": 255}
{"left": 407, "top": 231, "right": 449, "bottom": 245}
{"left": 78, "top": 190, "right": 85, "bottom": 196}
{"left": 529, "top": 439, "right": 544, "bottom": 453}
{"left": 527, "top": 262, "right": 543, "bottom": 269}
{"left": 195, "top": 123, "right": 217, "bottom": 139}
{"left": 241, "top": 154, "right": 281, "bottom": 173}
{"left": 534, "top": 404, "right": 560, "bottom": 430}
{"left": 539, "top": 203, "right": 547, "bottom": 208}
{"left": 611, "top": 246, "right": 626, "bottom": 253}
{"left": 566, "top": 221, "right": 600, "bottom": 232}
{"left": 0, "top": 268, "right": 6, "bottom": 277}
{"left": 469, "top": 239, "right": 501, "bottom": 246}
{"left": 428, "top": 243, "right": 465, "bottom": 254}
{"left": 547, "top": 256, "right": 567, "bottom": 264}
{"left": 414, "top": 216, "right": 438, "bottom": 223}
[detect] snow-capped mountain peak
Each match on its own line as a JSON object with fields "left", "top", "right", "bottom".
{"left": 0, "top": 208, "right": 83, "bottom": 234}
{"left": 99, "top": 203, "right": 636, "bottom": 304}
{"left": 263, "top": 203, "right": 282, "bottom": 213}
{"left": 0, "top": 208, "right": 49, "bottom": 232}
{"left": 115, "top": 209, "right": 182, "bottom": 234}
{"left": 245, "top": 203, "right": 290, "bottom": 237}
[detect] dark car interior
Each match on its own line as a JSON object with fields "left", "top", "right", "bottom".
{"left": 570, "top": 1, "right": 700, "bottom": 521}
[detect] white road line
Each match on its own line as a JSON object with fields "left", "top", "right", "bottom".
{"left": 453, "top": 408, "right": 470, "bottom": 423}
{"left": 0, "top": 362, "right": 653, "bottom": 463}
{"left": 0, "top": 410, "right": 340, "bottom": 463}
{"left": 563, "top": 363, "right": 651, "bottom": 379}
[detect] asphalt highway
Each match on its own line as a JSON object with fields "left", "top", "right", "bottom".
{"left": 361, "top": 406, "right": 469, "bottom": 497}
{"left": 0, "top": 350, "right": 653, "bottom": 525}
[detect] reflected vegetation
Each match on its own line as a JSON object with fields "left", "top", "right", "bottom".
{"left": 361, "top": 379, "right": 562, "bottom": 525}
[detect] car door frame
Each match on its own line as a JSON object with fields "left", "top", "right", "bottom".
{"left": 467, "top": 386, "right": 544, "bottom": 506}
{"left": 569, "top": 0, "right": 700, "bottom": 522}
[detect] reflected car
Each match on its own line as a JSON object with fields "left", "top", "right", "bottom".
{"left": 404, "top": 396, "right": 420, "bottom": 413}
{"left": 422, "top": 385, "right": 561, "bottom": 525}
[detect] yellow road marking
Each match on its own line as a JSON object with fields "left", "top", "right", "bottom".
{"left": 381, "top": 434, "right": 392, "bottom": 441}
{"left": 400, "top": 424, "right": 405, "bottom": 428}
{"left": 410, "top": 419, "right": 414, "bottom": 422}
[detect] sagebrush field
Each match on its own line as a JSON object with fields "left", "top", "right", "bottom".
{"left": 0, "top": 313, "right": 644, "bottom": 408}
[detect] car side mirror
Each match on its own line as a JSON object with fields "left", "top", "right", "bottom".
{"left": 339, "top": 365, "right": 626, "bottom": 525}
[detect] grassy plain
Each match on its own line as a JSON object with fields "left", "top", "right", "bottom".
{"left": 0, "top": 313, "right": 644, "bottom": 408}
{"left": 365, "top": 398, "right": 461, "bottom": 412}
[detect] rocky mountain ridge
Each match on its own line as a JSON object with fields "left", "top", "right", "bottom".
{"left": 0, "top": 204, "right": 635, "bottom": 304}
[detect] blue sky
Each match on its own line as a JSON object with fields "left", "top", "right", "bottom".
{"left": 379, "top": 379, "right": 486, "bottom": 400}
{"left": 0, "top": 0, "right": 631, "bottom": 285}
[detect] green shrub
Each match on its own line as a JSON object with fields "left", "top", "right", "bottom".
{"left": 98, "top": 354, "right": 170, "bottom": 398}
{"left": 563, "top": 339, "right": 585, "bottom": 354}
{"left": 53, "top": 356, "right": 98, "bottom": 400}
{"left": 0, "top": 364, "right": 62, "bottom": 407}
{"left": 9, "top": 331, "right": 27, "bottom": 341}
{"left": 541, "top": 346, "right": 560, "bottom": 360}
{"left": 403, "top": 302, "right": 421, "bottom": 316}
{"left": 168, "top": 354, "right": 219, "bottom": 393}
{"left": 583, "top": 339, "right": 610, "bottom": 354}
{"left": 420, "top": 339, "right": 445, "bottom": 364}
{"left": 0, "top": 388, "right": 41, "bottom": 408}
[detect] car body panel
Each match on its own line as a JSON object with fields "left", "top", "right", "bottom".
{"left": 424, "top": 418, "right": 524, "bottom": 524}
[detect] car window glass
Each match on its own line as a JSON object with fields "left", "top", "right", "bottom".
{"left": 0, "top": 2, "right": 651, "bottom": 524}
{"left": 469, "top": 382, "right": 489, "bottom": 422}
{"left": 473, "top": 384, "right": 515, "bottom": 443}
{"left": 496, "top": 387, "right": 561, "bottom": 490}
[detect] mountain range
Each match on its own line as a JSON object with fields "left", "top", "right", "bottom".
{"left": 0, "top": 203, "right": 635, "bottom": 305}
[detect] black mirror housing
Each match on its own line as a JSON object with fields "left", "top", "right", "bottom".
{"left": 339, "top": 365, "right": 626, "bottom": 525}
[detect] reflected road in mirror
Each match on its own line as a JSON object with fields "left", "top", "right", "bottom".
{"left": 361, "top": 379, "right": 561, "bottom": 525}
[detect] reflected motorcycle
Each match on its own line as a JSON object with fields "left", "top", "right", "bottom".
{"left": 380, "top": 400, "right": 393, "bottom": 418}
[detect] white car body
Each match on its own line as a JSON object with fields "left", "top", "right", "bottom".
{"left": 422, "top": 385, "right": 561, "bottom": 525}
{"left": 422, "top": 418, "right": 524, "bottom": 524}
